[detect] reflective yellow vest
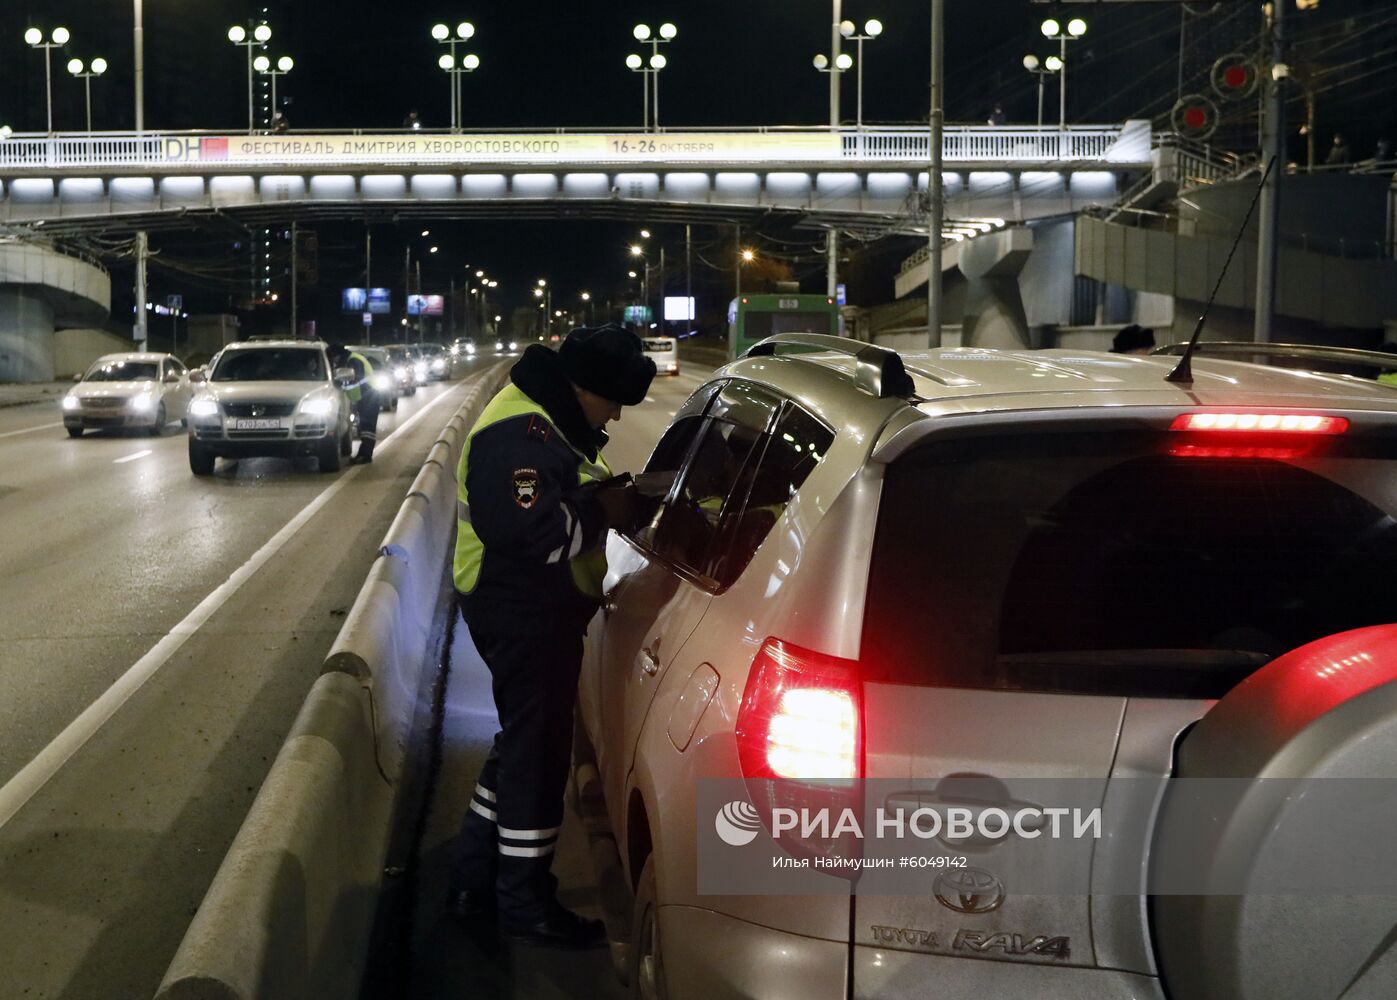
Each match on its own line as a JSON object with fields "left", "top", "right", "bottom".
{"left": 453, "top": 383, "right": 611, "bottom": 599}
{"left": 346, "top": 351, "right": 374, "bottom": 404}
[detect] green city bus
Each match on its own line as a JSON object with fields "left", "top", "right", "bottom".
{"left": 728, "top": 293, "right": 841, "bottom": 359}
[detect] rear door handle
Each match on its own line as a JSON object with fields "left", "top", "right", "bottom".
{"left": 639, "top": 646, "right": 660, "bottom": 676}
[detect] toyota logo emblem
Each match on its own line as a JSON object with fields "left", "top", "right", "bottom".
{"left": 934, "top": 867, "right": 1004, "bottom": 914}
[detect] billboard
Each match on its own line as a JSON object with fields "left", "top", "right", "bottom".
{"left": 367, "top": 288, "right": 391, "bottom": 315}
{"left": 624, "top": 305, "right": 653, "bottom": 325}
{"left": 664, "top": 296, "right": 696, "bottom": 322}
{"left": 408, "top": 294, "right": 445, "bottom": 316}
{"left": 342, "top": 287, "right": 367, "bottom": 312}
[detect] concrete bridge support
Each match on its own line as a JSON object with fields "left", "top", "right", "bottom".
{"left": 959, "top": 226, "right": 1034, "bottom": 349}
{"left": 0, "top": 241, "right": 111, "bottom": 381}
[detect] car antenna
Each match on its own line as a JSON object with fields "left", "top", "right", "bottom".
{"left": 1165, "top": 155, "right": 1277, "bottom": 386}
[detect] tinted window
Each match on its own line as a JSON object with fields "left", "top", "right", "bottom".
{"left": 863, "top": 431, "right": 1397, "bottom": 698}
{"left": 212, "top": 349, "right": 325, "bottom": 382}
{"left": 165, "top": 358, "right": 187, "bottom": 376}
{"left": 85, "top": 360, "right": 158, "bottom": 381}
{"left": 706, "top": 403, "right": 834, "bottom": 588}
{"left": 647, "top": 382, "right": 779, "bottom": 580}
{"left": 744, "top": 311, "right": 835, "bottom": 339}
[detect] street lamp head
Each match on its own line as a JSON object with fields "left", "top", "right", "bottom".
{"left": 457, "top": 21, "right": 475, "bottom": 39}
{"left": 488, "top": 280, "right": 497, "bottom": 287}
{"left": 429, "top": 246, "right": 439, "bottom": 253}
{"left": 629, "top": 244, "right": 644, "bottom": 256}
{"left": 1022, "top": 53, "right": 1040, "bottom": 71}
{"left": 633, "top": 23, "right": 651, "bottom": 41}
{"left": 24, "top": 27, "right": 42, "bottom": 46}
{"left": 534, "top": 288, "right": 543, "bottom": 297}
{"left": 228, "top": 25, "right": 246, "bottom": 43}
{"left": 626, "top": 53, "right": 643, "bottom": 70}
{"left": 741, "top": 249, "right": 755, "bottom": 262}
{"left": 537, "top": 278, "right": 547, "bottom": 286}
{"left": 431, "top": 23, "right": 449, "bottom": 41}
{"left": 463, "top": 53, "right": 480, "bottom": 70}
{"left": 840, "top": 19, "right": 856, "bottom": 38}
{"left": 278, "top": 56, "right": 294, "bottom": 72}
{"left": 52, "top": 27, "right": 70, "bottom": 45}
{"left": 475, "top": 270, "right": 484, "bottom": 277}
{"left": 438, "top": 53, "right": 454, "bottom": 70}
{"left": 1040, "top": 18, "right": 1060, "bottom": 38}
{"left": 91, "top": 57, "right": 107, "bottom": 74}
{"left": 835, "top": 52, "right": 853, "bottom": 71}
{"left": 628, "top": 270, "right": 638, "bottom": 278}
{"left": 67, "top": 58, "right": 84, "bottom": 76}
{"left": 640, "top": 229, "right": 651, "bottom": 238}
{"left": 659, "top": 22, "right": 677, "bottom": 40}
{"left": 865, "top": 19, "right": 884, "bottom": 37}
{"left": 1068, "top": 18, "right": 1087, "bottom": 37}
{"left": 254, "top": 24, "right": 272, "bottom": 43}
{"left": 254, "top": 55, "right": 271, "bottom": 72}
{"left": 1045, "top": 54, "right": 1063, "bottom": 72}
{"left": 581, "top": 292, "right": 591, "bottom": 300}
{"left": 813, "top": 53, "right": 829, "bottom": 70}
{"left": 649, "top": 53, "right": 667, "bottom": 70}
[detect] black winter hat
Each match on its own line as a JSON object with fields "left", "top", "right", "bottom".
{"left": 558, "top": 324, "right": 657, "bottom": 406}
{"left": 1111, "top": 324, "right": 1155, "bottom": 353}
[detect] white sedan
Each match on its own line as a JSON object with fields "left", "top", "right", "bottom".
{"left": 62, "top": 352, "right": 193, "bottom": 437}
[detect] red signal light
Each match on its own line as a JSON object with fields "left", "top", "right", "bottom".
{"left": 1169, "top": 412, "right": 1349, "bottom": 434}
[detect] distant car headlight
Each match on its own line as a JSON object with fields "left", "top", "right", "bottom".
{"left": 189, "top": 398, "right": 219, "bottom": 418}
{"left": 450, "top": 345, "right": 460, "bottom": 356}
{"left": 298, "top": 396, "right": 334, "bottom": 417}
{"left": 414, "top": 363, "right": 428, "bottom": 377}
{"left": 508, "top": 341, "right": 518, "bottom": 351}
{"left": 495, "top": 341, "right": 504, "bottom": 351}
{"left": 130, "top": 392, "right": 155, "bottom": 411}
{"left": 395, "top": 366, "right": 408, "bottom": 379}
{"left": 431, "top": 358, "right": 447, "bottom": 370}
{"left": 465, "top": 343, "right": 476, "bottom": 354}
{"left": 371, "top": 374, "right": 392, "bottom": 392}
{"left": 62, "top": 394, "right": 81, "bottom": 411}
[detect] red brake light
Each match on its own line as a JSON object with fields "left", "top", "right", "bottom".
{"left": 1169, "top": 412, "right": 1349, "bottom": 434}
{"left": 736, "top": 638, "right": 861, "bottom": 782}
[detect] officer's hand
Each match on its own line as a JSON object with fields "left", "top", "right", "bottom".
{"left": 594, "top": 480, "right": 641, "bottom": 530}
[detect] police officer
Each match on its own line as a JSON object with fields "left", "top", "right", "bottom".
{"left": 449, "top": 325, "right": 655, "bottom": 948}
{"left": 328, "top": 342, "right": 379, "bottom": 464}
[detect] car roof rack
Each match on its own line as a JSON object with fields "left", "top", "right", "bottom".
{"left": 1153, "top": 341, "right": 1397, "bottom": 373}
{"left": 743, "top": 333, "right": 916, "bottom": 400}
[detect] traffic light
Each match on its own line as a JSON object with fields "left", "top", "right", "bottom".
{"left": 1211, "top": 53, "right": 1258, "bottom": 101}
{"left": 1171, "top": 94, "right": 1219, "bottom": 140}
{"left": 294, "top": 228, "right": 319, "bottom": 286}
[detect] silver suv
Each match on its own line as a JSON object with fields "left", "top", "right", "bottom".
{"left": 577, "top": 335, "right": 1397, "bottom": 1000}
{"left": 186, "top": 340, "right": 354, "bottom": 475}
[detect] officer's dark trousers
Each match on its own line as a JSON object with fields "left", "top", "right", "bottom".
{"left": 357, "top": 388, "right": 379, "bottom": 460}
{"left": 452, "top": 600, "right": 583, "bottom": 923}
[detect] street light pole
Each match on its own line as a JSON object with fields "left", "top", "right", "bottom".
{"left": 133, "top": 0, "right": 144, "bottom": 131}
{"left": 228, "top": 23, "right": 272, "bottom": 134}
{"left": 25, "top": 28, "right": 70, "bottom": 135}
{"left": 927, "top": 0, "right": 945, "bottom": 347}
{"left": 1040, "top": 18, "right": 1086, "bottom": 133}
{"left": 830, "top": 0, "right": 842, "bottom": 128}
{"left": 1254, "top": 0, "right": 1286, "bottom": 343}
{"left": 840, "top": 19, "right": 883, "bottom": 129}
{"left": 68, "top": 59, "right": 108, "bottom": 133}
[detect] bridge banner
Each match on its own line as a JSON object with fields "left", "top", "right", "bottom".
{"left": 160, "top": 133, "right": 844, "bottom": 166}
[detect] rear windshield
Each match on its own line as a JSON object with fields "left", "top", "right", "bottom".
{"left": 212, "top": 349, "right": 325, "bottom": 382}
{"left": 744, "top": 312, "right": 834, "bottom": 338}
{"left": 85, "top": 360, "right": 157, "bottom": 381}
{"left": 643, "top": 338, "right": 676, "bottom": 352}
{"left": 862, "top": 430, "right": 1397, "bottom": 698}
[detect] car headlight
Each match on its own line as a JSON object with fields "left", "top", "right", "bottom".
{"left": 189, "top": 398, "right": 219, "bottom": 418}
{"left": 129, "top": 391, "right": 155, "bottom": 411}
{"left": 298, "top": 396, "right": 334, "bottom": 417}
{"left": 465, "top": 343, "right": 476, "bottom": 354}
{"left": 432, "top": 358, "right": 446, "bottom": 370}
{"left": 372, "top": 374, "right": 392, "bottom": 391}
{"left": 62, "top": 394, "right": 81, "bottom": 411}
{"left": 415, "top": 363, "right": 428, "bottom": 376}
{"left": 395, "top": 366, "right": 408, "bottom": 379}
{"left": 509, "top": 341, "right": 518, "bottom": 351}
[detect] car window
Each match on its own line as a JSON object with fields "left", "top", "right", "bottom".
{"left": 863, "top": 429, "right": 1397, "bottom": 699}
{"left": 165, "top": 358, "right": 187, "bottom": 376}
{"left": 705, "top": 402, "right": 834, "bottom": 588}
{"left": 212, "top": 349, "right": 326, "bottom": 382}
{"left": 84, "top": 360, "right": 158, "bottom": 381}
{"left": 646, "top": 381, "right": 780, "bottom": 582}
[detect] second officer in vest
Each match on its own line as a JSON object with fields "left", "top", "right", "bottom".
{"left": 450, "top": 325, "right": 655, "bottom": 948}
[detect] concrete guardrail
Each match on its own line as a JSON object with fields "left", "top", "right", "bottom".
{"left": 154, "top": 363, "right": 510, "bottom": 1000}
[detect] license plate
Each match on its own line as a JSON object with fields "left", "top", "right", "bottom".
{"left": 231, "top": 418, "right": 284, "bottom": 430}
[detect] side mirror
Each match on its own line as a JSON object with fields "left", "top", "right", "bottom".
{"left": 189, "top": 370, "right": 206, "bottom": 384}
{"left": 164, "top": 371, "right": 180, "bottom": 383}
{"left": 72, "top": 373, "right": 83, "bottom": 383}
{"left": 333, "top": 367, "right": 355, "bottom": 382}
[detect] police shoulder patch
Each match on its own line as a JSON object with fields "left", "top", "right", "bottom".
{"left": 512, "top": 467, "right": 540, "bottom": 509}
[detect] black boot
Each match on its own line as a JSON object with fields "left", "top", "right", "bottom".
{"left": 500, "top": 901, "right": 607, "bottom": 950}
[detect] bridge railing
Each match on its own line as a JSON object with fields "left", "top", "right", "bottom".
{"left": 0, "top": 125, "right": 1145, "bottom": 171}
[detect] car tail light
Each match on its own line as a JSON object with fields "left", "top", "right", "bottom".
{"left": 1169, "top": 412, "right": 1349, "bottom": 434}
{"left": 736, "top": 638, "right": 861, "bottom": 783}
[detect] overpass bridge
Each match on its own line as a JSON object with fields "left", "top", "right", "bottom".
{"left": 0, "top": 123, "right": 1153, "bottom": 235}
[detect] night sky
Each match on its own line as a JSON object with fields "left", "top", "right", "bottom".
{"left": 1, "top": 1, "right": 1392, "bottom": 343}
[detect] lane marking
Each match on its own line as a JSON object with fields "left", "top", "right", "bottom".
{"left": 113, "top": 449, "right": 153, "bottom": 464}
{"left": 0, "top": 374, "right": 484, "bottom": 830}
{"left": 0, "top": 421, "right": 62, "bottom": 440}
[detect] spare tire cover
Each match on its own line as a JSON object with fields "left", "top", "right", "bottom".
{"left": 1153, "top": 625, "right": 1397, "bottom": 1000}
